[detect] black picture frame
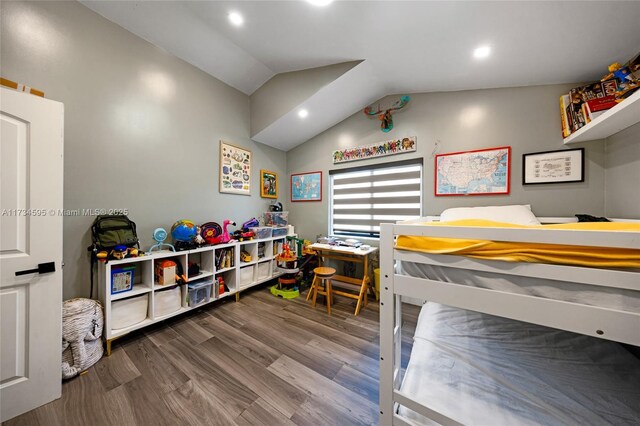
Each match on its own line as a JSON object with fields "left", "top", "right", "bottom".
{"left": 522, "top": 148, "right": 585, "bottom": 185}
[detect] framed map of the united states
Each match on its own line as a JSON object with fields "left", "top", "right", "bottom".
{"left": 435, "top": 146, "right": 511, "bottom": 196}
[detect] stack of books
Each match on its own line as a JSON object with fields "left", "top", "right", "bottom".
{"left": 560, "top": 52, "right": 639, "bottom": 138}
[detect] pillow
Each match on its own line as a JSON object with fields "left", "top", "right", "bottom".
{"left": 439, "top": 205, "right": 541, "bottom": 226}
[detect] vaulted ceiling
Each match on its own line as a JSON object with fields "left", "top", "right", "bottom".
{"left": 82, "top": 1, "right": 640, "bottom": 150}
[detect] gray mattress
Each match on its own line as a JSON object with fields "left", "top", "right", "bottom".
{"left": 398, "top": 302, "right": 640, "bottom": 425}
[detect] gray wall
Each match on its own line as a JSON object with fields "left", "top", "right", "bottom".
{"left": 1, "top": 1, "right": 287, "bottom": 299}
{"left": 287, "top": 84, "right": 606, "bottom": 242}
{"left": 605, "top": 122, "right": 640, "bottom": 218}
{"left": 250, "top": 61, "right": 361, "bottom": 137}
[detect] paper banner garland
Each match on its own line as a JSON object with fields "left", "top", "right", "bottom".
{"left": 332, "top": 136, "right": 417, "bottom": 164}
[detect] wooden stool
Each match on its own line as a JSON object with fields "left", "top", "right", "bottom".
{"left": 309, "top": 267, "right": 336, "bottom": 315}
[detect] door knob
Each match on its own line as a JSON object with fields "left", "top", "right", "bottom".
{"left": 15, "top": 262, "right": 56, "bottom": 276}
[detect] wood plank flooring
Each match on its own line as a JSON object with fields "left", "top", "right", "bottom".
{"left": 5, "top": 285, "right": 420, "bottom": 426}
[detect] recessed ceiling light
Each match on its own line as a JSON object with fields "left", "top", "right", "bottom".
{"left": 473, "top": 45, "right": 491, "bottom": 59}
{"left": 228, "top": 11, "right": 244, "bottom": 26}
{"left": 306, "top": 0, "right": 334, "bottom": 6}
{"left": 298, "top": 109, "right": 309, "bottom": 118}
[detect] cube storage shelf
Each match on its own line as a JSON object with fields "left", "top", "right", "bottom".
{"left": 98, "top": 236, "right": 289, "bottom": 354}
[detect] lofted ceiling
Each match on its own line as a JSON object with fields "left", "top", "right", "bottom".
{"left": 81, "top": 1, "right": 640, "bottom": 150}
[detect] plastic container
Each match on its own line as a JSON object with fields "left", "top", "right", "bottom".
{"left": 187, "top": 279, "right": 212, "bottom": 307}
{"left": 111, "top": 265, "right": 135, "bottom": 294}
{"left": 155, "top": 285, "right": 182, "bottom": 317}
{"left": 240, "top": 266, "right": 254, "bottom": 286}
{"left": 272, "top": 227, "right": 288, "bottom": 237}
{"left": 112, "top": 294, "right": 148, "bottom": 329}
{"left": 264, "top": 211, "right": 289, "bottom": 227}
{"left": 374, "top": 268, "right": 380, "bottom": 301}
{"left": 250, "top": 226, "right": 272, "bottom": 239}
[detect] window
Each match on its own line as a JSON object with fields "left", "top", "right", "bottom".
{"left": 329, "top": 158, "right": 423, "bottom": 239}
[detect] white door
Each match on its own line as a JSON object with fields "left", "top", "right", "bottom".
{"left": 0, "top": 87, "right": 64, "bottom": 422}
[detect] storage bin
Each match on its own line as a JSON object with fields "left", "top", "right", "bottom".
{"left": 272, "top": 227, "right": 288, "bottom": 237}
{"left": 111, "top": 265, "right": 135, "bottom": 294}
{"left": 155, "top": 285, "right": 182, "bottom": 317}
{"left": 257, "top": 262, "right": 271, "bottom": 280}
{"left": 187, "top": 279, "right": 212, "bottom": 307}
{"left": 112, "top": 294, "right": 148, "bottom": 330}
{"left": 240, "top": 266, "right": 254, "bottom": 286}
{"left": 250, "top": 226, "right": 272, "bottom": 239}
{"left": 264, "top": 211, "right": 288, "bottom": 227}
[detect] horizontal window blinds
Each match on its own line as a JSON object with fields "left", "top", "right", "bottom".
{"left": 330, "top": 159, "right": 422, "bottom": 238}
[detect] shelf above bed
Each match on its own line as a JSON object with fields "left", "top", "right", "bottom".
{"left": 563, "top": 90, "right": 640, "bottom": 144}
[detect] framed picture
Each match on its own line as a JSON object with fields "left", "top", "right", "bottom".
{"left": 219, "top": 141, "right": 251, "bottom": 195}
{"left": 435, "top": 146, "right": 511, "bottom": 196}
{"left": 291, "top": 171, "right": 322, "bottom": 202}
{"left": 260, "top": 170, "right": 278, "bottom": 198}
{"left": 523, "top": 148, "right": 584, "bottom": 185}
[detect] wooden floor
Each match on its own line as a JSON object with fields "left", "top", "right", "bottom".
{"left": 6, "top": 284, "right": 420, "bottom": 426}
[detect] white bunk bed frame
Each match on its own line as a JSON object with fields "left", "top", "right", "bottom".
{"left": 379, "top": 217, "right": 640, "bottom": 426}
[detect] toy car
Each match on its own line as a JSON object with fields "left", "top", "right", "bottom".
{"left": 240, "top": 250, "right": 252, "bottom": 262}
{"left": 233, "top": 229, "right": 254, "bottom": 242}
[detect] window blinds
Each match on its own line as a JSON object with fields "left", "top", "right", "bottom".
{"left": 330, "top": 158, "right": 423, "bottom": 238}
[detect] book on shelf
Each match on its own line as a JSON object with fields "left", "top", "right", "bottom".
{"left": 559, "top": 94, "right": 571, "bottom": 138}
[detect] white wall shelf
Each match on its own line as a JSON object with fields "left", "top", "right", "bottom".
{"left": 98, "top": 234, "right": 290, "bottom": 354}
{"left": 564, "top": 90, "right": 640, "bottom": 144}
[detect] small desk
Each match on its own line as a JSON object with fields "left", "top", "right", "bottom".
{"left": 309, "top": 244, "right": 378, "bottom": 315}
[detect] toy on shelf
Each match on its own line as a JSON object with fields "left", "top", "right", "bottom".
{"left": 194, "top": 225, "right": 205, "bottom": 245}
{"left": 201, "top": 222, "right": 222, "bottom": 245}
{"left": 98, "top": 245, "right": 142, "bottom": 261}
{"left": 149, "top": 228, "right": 175, "bottom": 252}
{"left": 188, "top": 261, "right": 200, "bottom": 277}
{"left": 243, "top": 218, "right": 260, "bottom": 228}
{"left": 269, "top": 201, "right": 283, "bottom": 212}
{"left": 171, "top": 220, "right": 199, "bottom": 251}
{"left": 207, "top": 220, "right": 235, "bottom": 245}
{"left": 155, "top": 259, "right": 186, "bottom": 286}
{"left": 602, "top": 54, "right": 640, "bottom": 101}
{"left": 240, "top": 250, "right": 252, "bottom": 263}
{"left": 233, "top": 229, "right": 255, "bottom": 242}
{"left": 217, "top": 276, "right": 227, "bottom": 295}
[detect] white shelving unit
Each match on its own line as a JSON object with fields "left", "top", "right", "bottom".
{"left": 98, "top": 235, "right": 289, "bottom": 354}
{"left": 564, "top": 90, "right": 640, "bottom": 144}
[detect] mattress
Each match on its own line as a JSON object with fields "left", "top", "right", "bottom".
{"left": 398, "top": 261, "right": 640, "bottom": 313}
{"left": 398, "top": 303, "right": 640, "bottom": 425}
{"left": 395, "top": 220, "right": 640, "bottom": 268}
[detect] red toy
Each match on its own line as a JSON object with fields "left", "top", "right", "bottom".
{"left": 210, "top": 220, "right": 235, "bottom": 245}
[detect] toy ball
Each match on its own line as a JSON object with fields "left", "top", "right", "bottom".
{"left": 171, "top": 220, "right": 197, "bottom": 242}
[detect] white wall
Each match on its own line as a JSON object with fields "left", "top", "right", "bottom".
{"left": 605, "top": 122, "right": 640, "bottom": 218}
{"left": 1, "top": 1, "right": 288, "bottom": 299}
{"left": 286, "top": 84, "right": 606, "bottom": 242}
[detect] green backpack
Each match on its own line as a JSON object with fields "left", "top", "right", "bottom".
{"left": 88, "top": 215, "right": 140, "bottom": 298}
{"left": 91, "top": 215, "right": 139, "bottom": 251}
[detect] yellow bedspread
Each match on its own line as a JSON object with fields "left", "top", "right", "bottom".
{"left": 395, "top": 220, "right": 640, "bottom": 268}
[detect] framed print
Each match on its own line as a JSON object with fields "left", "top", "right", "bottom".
{"left": 219, "top": 141, "right": 251, "bottom": 195}
{"left": 523, "top": 148, "right": 584, "bottom": 185}
{"left": 260, "top": 170, "right": 278, "bottom": 198}
{"left": 435, "top": 146, "right": 511, "bottom": 196}
{"left": 291, "top": 171, "right": 322, "bottom": 202}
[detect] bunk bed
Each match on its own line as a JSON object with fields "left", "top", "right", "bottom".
{"left": 379, "top": 214, "right": 640, "bottom": 425}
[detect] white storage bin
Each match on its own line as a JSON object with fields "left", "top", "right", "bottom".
{"left": 155, "top": 285, "right": 182, "bottom": 317}
{"left": 257, "top": 262, "right": 271, "bottom": 280}
{"left": 240, "top": 266, "right": 254, "bottom": 286}
{"left": 112, "top": 294, "right": 148, "bottom": 330}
